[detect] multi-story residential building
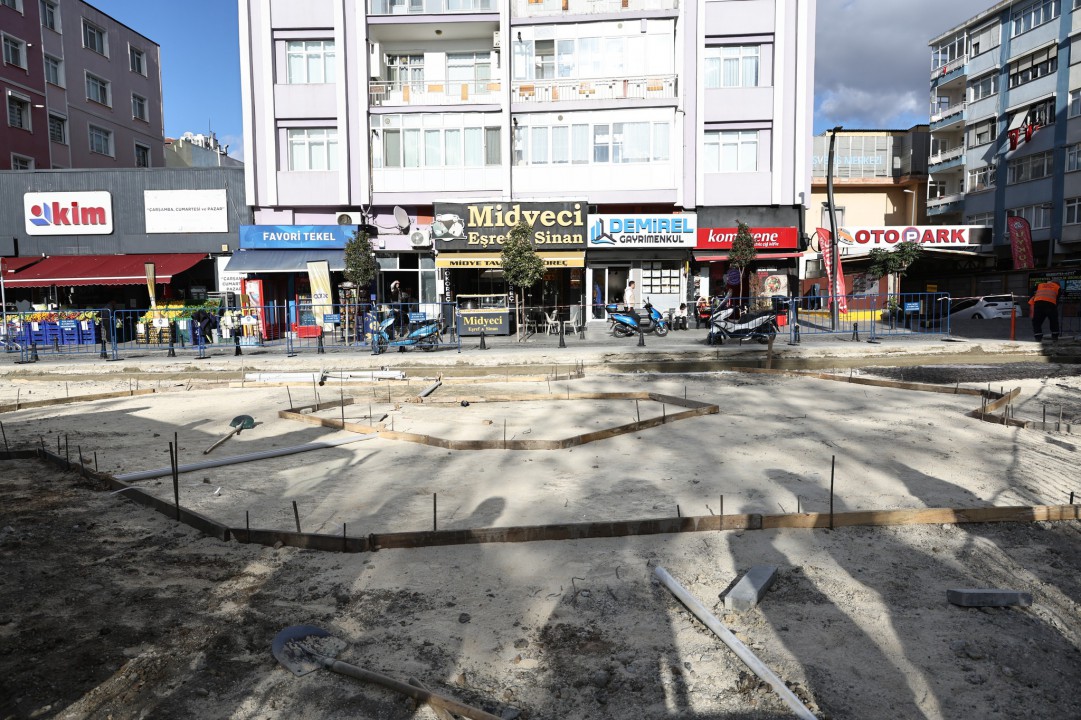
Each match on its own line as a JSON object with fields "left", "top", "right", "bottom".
{"left": 928, "top": 0, "right": 1081, "bottom": 271}
{"left": 237, "top": 0, "right": 815, "bottom": 331}
{"left": 1, "top": 0, "right": 164, "bottom": 170}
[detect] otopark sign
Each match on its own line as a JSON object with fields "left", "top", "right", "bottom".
{"left": 837, "top": 225, "right": 987, "bottom": 256}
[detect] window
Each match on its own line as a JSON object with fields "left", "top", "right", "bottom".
{"left": 44, "top": 54, "right": 62, "bottom": 85}
{"left": 704, "top": 45, "right": 761, "bottom": 89}
{"left": 11, "top": 154, "right": 33, "bottom": 170}
{"left": 1019, "top": 97, "right": 1056, "bottom": 127}
{"left": 131, "top": 93, "right": 147, "bottom": 121}
{"left": 967, "top": 165, "right": 996, "bottom": 192}
{"left": 931, "top": 32, "right": 965, "bottom": 69}
{"left": 1011, "top": 0, "right": 1059, "bottom": 37}
{"left": 641, "top": 262, "right": 680, "bottom": 294}
{"left": 968, "top": 22, "right": 999, "bottom": 56}
{"left": 1008, "top": 204, "right": 1051, "bottom": 229}
{"left": 286, "top": 40, "right": 336, "bottom": 84}
{"left": 376, "top": 115, "right": 500, "bottom": 169}
{"left": 1065, "top": 197, "right": 1081, "bottom": 225}
{"left": 1067, "top": 142, "right": 1081, "bottom": 171}
{"left": 384, "top": 53, "right": 422, "bottom": 88}
{"left": 447, "top": 51, "right": 491, "bottom": 94}
{"left": 703, "top": 130, "right": 759, "bottom": 173}
{"left": 40, "top": 0, "right": 58, "bottom": 31}
{"left": 821, "top": 206, "right": 845, "bottom": 228}
{"left": 1, "top": 0, "right": 20, "bottom": 10}
{"left": 3, "top": 34, "right": 26, "bottom": 68}
{"left": 1008, "top": 46, "right": 1057, "bottom": 88}
{"left": 1007, "top": 150, "right": 1053, "bottom": 183}
{"left": 129, "top": 46, "right": 145, "bottom": 75}
{"left": 85, "top": 73, "right": 110, "bottom": 105}
{"left": 967, "top": 212, "right": 994, "bottom": 226}
{"left": 1071, "top": 89, "right": 1081, "bottom": 117}
{"left": 968, "top": 73, "right": 998, "bottom": 102}
{"left": 7, "top": 93, "right": 29, "bottom": 130}
{"left": 134, "top": 144, "right": 150, "bottom": 168}
{"left": 82, "top": 20, "right": 106, "bottom": 55}
{"left": 88, "top": 124, "right": 113, "bottom": 156}
{"left": 48, "top": 113, "right": 65, "bottom": 143}
{"left": 970, "top": 118, "right": 996, "bottom": 146}
{"left": 287, "top": 128, "right": 338, "bottom": 171}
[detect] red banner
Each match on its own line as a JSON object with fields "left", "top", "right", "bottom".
{"left": 1007, "top": 216, "right": 1034, "bottom": 271}
{"left": 816, "top": 228, "right": 848, "bottom": 314}
{"left": 696, "top": 227, "right": 799, "bottom": 250}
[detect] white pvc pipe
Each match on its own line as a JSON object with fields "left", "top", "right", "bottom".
{"left": 115, "top": 434, "right": 376, "bottom": 482}
{"left": 653, "top": 566, "right": 816, "bottom": 720}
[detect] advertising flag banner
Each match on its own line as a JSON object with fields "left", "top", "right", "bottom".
{"left": 1007, "top": 216, "right": 1034, "bottom": 270}
{"left": 816, "top": 228, "right": 848, "bottom": 314}
{"left": 305, "top": 260, "right": 333, "bottom": 324}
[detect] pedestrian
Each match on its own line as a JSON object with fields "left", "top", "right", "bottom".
{"left": 623, "top": 280, "right": 637, "bottom": 310}
{"left": 674, "top": 303, "right": 688, "bottom": 330}
{"left": 695, "top": 295, "right": 710, "bottom": 328}
{"left": 1029, "top": 279, "right": 1062, "bottom": 342}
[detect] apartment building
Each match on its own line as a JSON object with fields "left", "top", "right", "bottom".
{"left": 1, "top": 0, "right": 164, "bottom": 170}
{"left": 237, "top": 0, "right": 815, "bottom": 327}
{"left": 928, "top": 0, "right": 1081, "bottom": 270}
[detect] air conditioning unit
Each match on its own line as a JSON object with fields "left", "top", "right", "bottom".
{"left": 337, "top": 212, "right": 361, "bottom": 225}
{"left": 410, "top": 228, "right": 431, "bottom": 248}
{"left": 493, "top": 30, "right": 501, "bottom": 49}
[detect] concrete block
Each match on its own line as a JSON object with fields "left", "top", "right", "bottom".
{"left": 947, "top": 588, "right": 1032, "bottom": 608}
{"left": 724, "top": 565, "right": 778, "bottom": 612}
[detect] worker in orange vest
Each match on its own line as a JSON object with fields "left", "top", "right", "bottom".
{"left": 1028, "top": 280, "right": 1062, "bottom": 342}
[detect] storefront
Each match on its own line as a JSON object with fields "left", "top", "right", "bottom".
{"left": 431, "top": 201, "right": 587, "bottom": 334}
{"left": 694, "top": 225, "right": 802, "bottom": 300}
{"left": 585, "top": 213, "right": 696, "bottom": 320}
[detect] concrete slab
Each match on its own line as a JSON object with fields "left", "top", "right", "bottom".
{"left": 724, "top": 565, "right": 778, "bottom": 612}
{"left": 947, "top": 588, "right": 1033, "bottom": 607}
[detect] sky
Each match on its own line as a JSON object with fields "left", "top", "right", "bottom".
{"left": 92, "top": 0, "right": 1003, "bottom": 154}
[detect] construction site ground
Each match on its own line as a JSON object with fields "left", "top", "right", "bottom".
{"left": 2, "top": 342, "right": 1081, "bottom": 720}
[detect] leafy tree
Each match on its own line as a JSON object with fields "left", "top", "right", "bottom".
{"left": 729, "top": 220, "right": 758, "bottom": 296}
{"left": 501, "top": 221, "right": 545, "bottom": 339}
{"left": 865, "top": 240, "right": 923, "bottom": 311}
{"left": 343, "top": 228, "right": 379, "bottom": 294}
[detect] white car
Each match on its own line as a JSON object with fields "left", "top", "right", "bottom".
{"left": 949, "top": 295, "right": 1022, "bottom": 319}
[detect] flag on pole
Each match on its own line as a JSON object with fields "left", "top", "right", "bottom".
{"left": 816, "top": 228, "right": 848, "bottom": 314}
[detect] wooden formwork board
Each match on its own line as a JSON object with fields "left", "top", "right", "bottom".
{"left": 0, "top": 388, "right": 157, "bottom": 414}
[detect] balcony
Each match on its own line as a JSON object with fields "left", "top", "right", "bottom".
{"left": 927, "top": 193, "right": 964, "bottom": 216}
{"left": 369, "top": 0, "right": 495, "bottom": 15}
{"left": 928, "top": 146, "right": 965, "bottom": 172}
{"left": 931, "top": 55, "right": 967, "bottom": 88}
{"left": 512, "top": 75, "right": 677, "bottom": 103}
{"left": 930, "top": 102, "right": 966, "bottom": 131}
{"left": 370, "top": 80, "right": 501, "bottom": 107}
{"left": 512, "top": 0, "right": 679, "bottom": 18}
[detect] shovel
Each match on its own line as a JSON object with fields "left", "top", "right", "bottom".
{"left": 203, "top": 414, "right": 255, "bottom": 455}
{"left": 272, "top": 625, "right": 503, "bottom": 720}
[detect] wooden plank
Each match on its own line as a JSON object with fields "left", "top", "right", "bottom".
{"left": 236, "top": 528, "right": 370, "bottom": 552}
{"left": 0, "top": 388, "right": 157, "bottom": 414}
{"left": 761, "top": 504, "right": 1080, "bottom": 530}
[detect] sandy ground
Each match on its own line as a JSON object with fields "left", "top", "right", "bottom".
{"left": 1, "top": 367, "right": 1081, "bottom": 720}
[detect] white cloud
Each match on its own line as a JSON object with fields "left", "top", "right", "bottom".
{"left": 816, "top": 85, "right": 923, "bottom": 129}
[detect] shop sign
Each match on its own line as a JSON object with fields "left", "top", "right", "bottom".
{"left": 239, "top": 225, "right": 355, "bottom": 249}
{"left": 144, "top": 189, "right": 228, "bottom": 234}
{"left": 458, "top": 310, "right": 509, "bottom": 336}
{"left": 1028, "top": 270, "right": 1081, "bottom": 302}
{"left": 216, "top": 257, "right": 245, "bottom": 295}
{"left": 431, "top": 201, "right": 586, "bottom": 251}
{"left": 435, "top": 252, "right": 585, "bottom": 269}
{"left": 588, "top": 214, "right": 697, "bottom": 248}
{"left": 24, "top": 191, "right": 113, "bottom": 235}
{"left": 836, "top": 226, "right": 984, "bottom": 257}
{"left": 696, "top": 227, "right": 798, "bottom": 250}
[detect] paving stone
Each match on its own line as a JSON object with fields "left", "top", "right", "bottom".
{"left": 947, "top": 588, "right": 1032, "bottom": 607}
{"left": 723, "top": 565, "right": 778, "bottom": 612}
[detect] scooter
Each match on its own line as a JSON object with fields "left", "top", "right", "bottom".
{"left": 606, "top": 299, "right": 670, "bottom": 338}
{"left": 370, "top": 310, "right": 444, "bottom": 354}
{"left": 707, "top": 292, "right": 778, "bottom": 345}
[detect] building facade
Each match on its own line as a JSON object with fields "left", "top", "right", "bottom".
{"left": 928, "top": 0, "right": 1081, "bottom": 271}
{"left": 1, "top": 0, "right": 164, "bottom": 171}
{"left": 165, "top": 132, "right": 244, "bottom": 168}
{"left": 237, "top": 0, "right": 815, "bottom": 328}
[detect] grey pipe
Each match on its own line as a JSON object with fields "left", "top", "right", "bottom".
{"left": 653, "top": 566, "right": 816, "bottom": 720}
{"left": 418, "top": 381, "right": 442, "bottom": 398}
{"left": 116, "top": 434, "right": 376, "bottom": 483}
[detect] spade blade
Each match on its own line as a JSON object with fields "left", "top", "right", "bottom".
{"left": 271, "top": 625, "right": 347, "bottom": 677}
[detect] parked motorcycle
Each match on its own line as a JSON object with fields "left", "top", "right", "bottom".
{"left": 606, "top": 299, "right": 670, "bottom": 338}
{"left": 706, "top": 293, "right": 778, "bottom": 345}
{"left": 371, "top": 310, "right": 444, "bottom": 354}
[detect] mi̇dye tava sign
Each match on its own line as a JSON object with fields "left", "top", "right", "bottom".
{"left": 431, "top": 201, "right": 587, "bottom": 250}
{"left": 24, "top": 192, "right": 114, "bottom": 235}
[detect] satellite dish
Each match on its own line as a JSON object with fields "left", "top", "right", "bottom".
{"left": 393, "top": 206, "right": 410, "bottom": 232}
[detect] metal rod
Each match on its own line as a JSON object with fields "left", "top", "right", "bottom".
{"left": 0, "top": 420, "right": 7, "bottom": 452}
{"left": 93, "top": 451, "right": 98, "bottom": 472}
{"left": 170, "top": 441, "right": 180, "bottom": 521}
{"left": 636, "top": 400, "right": 640, "bottom": 423}
{"left": 286, "top": 386, "right": 293, "bottom": 409}
{"left": 829, "top": 455, "right": 835, "bottom": 530}
{"left": 433, "top": 492, "right": 437, "bottom": 531}
{"left": 246, "top": 510, "right": 250, "bottom": 541}
{"left": 676, "top": 504, "right": 681, "bottom": 518}
{"left": 292, "top": 501, "right": 302, "bottom": 533}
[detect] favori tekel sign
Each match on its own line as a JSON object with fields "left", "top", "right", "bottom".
{"left": 696, "top": 227, "right": 799, "bottom": 250}
{"left": 431, "top": 201, "right": 587, "bottom": 251}
{"left": 24, "top": 191, "right": 114, "bottom": 235}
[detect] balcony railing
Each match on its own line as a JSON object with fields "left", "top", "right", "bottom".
{"left": 932, "top": 55, "right": 967, "bottom": 83}
{"left": 369, "top": 80, "right": 501, "bottom": 106}
{"left": 930, "top": 102, "right": 966, "bottom": 126}
{"left": 929, "top": 146, "right": 964, "bottom": 166}
{"left": 512, "top": 0, "right": 679, "bottom": 17}
{"left": 512, "top": 75, "right": 677, "bottom": 103}
{"left": 369, "top": 0, "right": 495, "bottom": 15}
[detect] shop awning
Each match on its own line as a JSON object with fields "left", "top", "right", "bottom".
{"left": 435, "top": 252, "right": 584, "bottom": 269}
{"left": 3, "top": 253, "right": 207, "bottom": 288}
{"left": 2, "top": 257, "right": 43, "bottom": 274}
{"left": 224, "top": 249, "right": 347, "bottom": 273}
{"left": 693, "top": 252, "right": 804, "bottom": 262}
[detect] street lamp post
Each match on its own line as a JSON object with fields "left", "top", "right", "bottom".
{"left": 825, "top": 126, "right": 843, "bottom": 331}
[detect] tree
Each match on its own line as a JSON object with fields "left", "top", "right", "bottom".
{"left": 500, "top": 221, "right": 545, "bottom": 340}
{"left": 729, "top": 220, "right": 758, "bottom": 298}
{"left": 865, "top": 240, "right": 923, "bottom": 304}
{"left": 343, "top": 228, "right": 379, "bottom": 294}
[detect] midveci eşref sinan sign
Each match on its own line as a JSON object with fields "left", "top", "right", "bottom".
{"left": 431, "top": 201, "right": 586, "bottom": 251}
